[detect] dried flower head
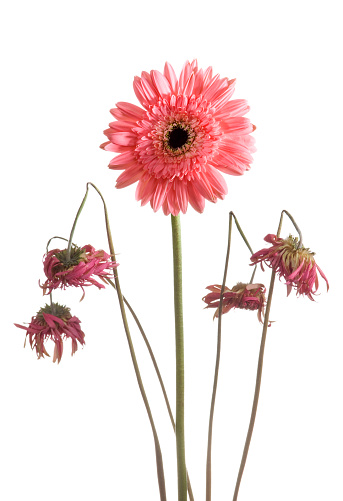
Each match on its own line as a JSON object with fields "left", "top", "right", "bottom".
{"left": 203, "top": 282, "right": 267, "bottom": 323}
{"left": 41, "top": 244, "right": 117, "bottom": 300}
{"left": 14, "top": 303, "right": 85, "bottom": 363}
{"left": 250, "top": 234, "right": 329, "bottom": 300}
{"left": 101, "top": 60, "right": 255, "bottom": 215}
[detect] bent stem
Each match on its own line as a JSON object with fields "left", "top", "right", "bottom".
{"left": 232, "top": 211, "right": 284, "bottom": 501}
{"left": 206, "top": 211, "right": 254, "bottom": 501}
{"left": 171, "top": 215, "right": 187, "bottom": 501}
{"left": 106, "top": 277, "right": 195, "bottom": 501}
{"left": 71, "top": 183, "right": 167, "bottom": 501}
{"left": 281, "top": 210, "right": 303, "bottom": 248}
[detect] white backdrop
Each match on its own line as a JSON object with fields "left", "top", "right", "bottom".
{"left": 1, "top": 1, "right": 342, "bottom": 500}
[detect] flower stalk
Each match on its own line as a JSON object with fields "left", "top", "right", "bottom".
{"left": 71, "top": 183, "right": 167, "bottom": 501}
{"left": 206, "top": 212, "right": 255, "bottom": 501}
{"left": 232, "top": 210, "right": 284, "bottom": 501}
{"left": 106, "top": 277, "right": 195, "bottom": 501}
{"left": 171, "top": 214, "right": 187, "bottom": 501}
{"left": 206, "top": 212, "right": 232, "bottom": 501}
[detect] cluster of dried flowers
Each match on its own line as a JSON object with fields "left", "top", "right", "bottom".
{"left": 15, "top": 245, "right": 117, "bottom": 363}
{"left": 203, "top": 234, "right": 329, "bottom": 322}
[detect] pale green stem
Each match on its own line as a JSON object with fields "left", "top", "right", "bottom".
{"left": 106, "top": 277, "right": 195, "bottom": 501}
{"left": 70, "top": 183, "right": 167, "bottom": 501}
{"left": 281, "top": 210, "right": 303, "bottom": 248}
{"left": 206, "top": 212, "right": 255, "bottom": 501}
{"left": 171, "top": 215, "right": 187, "bottom": 501}
{"left": 46, "top": 236, "right": 69, "bottom": 253}
{"left": 66, "top": 190, "right": 89, "bottom": 258}
{"left": 232, "top": 211, "right": 284, "bottom": 501}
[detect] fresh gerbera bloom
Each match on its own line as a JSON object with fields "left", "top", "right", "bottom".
{"left": 14, "top": 303, "right": 85, "bottom": 363}
{"left": 41, "top": 244, "right": 117, "bottom": 300}
{"left": 101, "top": 60, "right": 255, "bottom": 215}
{"left": 250, "top": 234, "right": 329, "bottom": 300}
{"left": 203, "top": 282, "right": 267, "bottom": 323}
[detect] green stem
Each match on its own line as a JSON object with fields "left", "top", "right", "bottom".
{"left": 171, "top": 215, "right": 187, "bottom": 501}
{"left": 66, "top": 189, "right": 89, "bottom": 258}
{"left": 232, "top": 211, "right": 284, "bottom": 501}
{"left": 72, "top": 183, "right": 167, "bottom": 501}
{"left": 46, "top": 236, "right": 69, "bottom": 253}
{"left": 206, "top": 211, "right": 255, "bottom": 501}
{"left": 281, "top": 210, "right": 303, "bottom": 248}
{"left": 106, "top": 277, "right": 195, "bottom": 501}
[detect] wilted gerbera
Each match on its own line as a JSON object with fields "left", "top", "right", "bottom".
{"left": 14, "top": 303, "right": 85, "bottom": 363}
{"left": 41, "top": 244, "right": 117, "bottom": 300}
{"left": 250, "top": 234, "right": 329, "bottom": 300}
{"left": 101, "top": 60, "right": 255, "bottom": 215}
{"left": 203, "top": 282, "right": 267, "bottom": 323}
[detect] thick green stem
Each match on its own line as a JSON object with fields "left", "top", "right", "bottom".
{"left": 171, "top": 215, "right": 187, "bottom": 501}
{"left": 232, "top": 211, "right": 284, "bottom": 501}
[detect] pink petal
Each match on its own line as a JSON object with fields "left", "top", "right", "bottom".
{"left": 116, "top": 101, "right": 146, "bottom": 119}
{"left": 163, "top": 62, "right": 178, "bottom": 94}
{"left": 116, "top": 164, "right": 144, "bottom": 188}
{"left": 178, "top": 61, "right": 192, "bottom": 94}
{"left": 151, "top": 70, "right": 172, "bottom": 99}
{"left": 187, "top": 182, "right": 205, "bottom": 213}
{"left": 108, "top": 151, "right": 136, "bottom": 167}
{"left": 109, "top": 132, "right": 137, "bottom": 147}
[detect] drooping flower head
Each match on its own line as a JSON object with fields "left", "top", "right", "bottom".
{"left": 101, "top": 60, "right": 255, "bottom": 215}
{"left": 41, "top": 244, "right": 117, "bottom": 300}
{"left": 14, "top": 303, "right": 85, "bottom": 363}
{"left": 203, "top": 282, "right": 267, "bottom": 323}
{"left": 250, "top": 234, "right": 329, "bottom": 300}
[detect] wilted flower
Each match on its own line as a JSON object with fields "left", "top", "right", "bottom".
{"left": 203, "top": 282, "right": 267, "bottom": 323}
{"left": 101, "top": 60, "right": 255, "bottom": 215}
{"left": 14, "top": 303, "right": 85, "bottom": 363}
{"left": 41, "top": 244, "right": 117, "bottom": 299}
{"left": 250, "top": 234, "right": 329, "bottom": 300}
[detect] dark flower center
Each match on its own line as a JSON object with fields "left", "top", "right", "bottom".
{"left": 55, "top": 246, "right": 86, "bottom": 270}
{"left": 168, "top": 127, "right": 189, "bottom": 149}
{"left": 37, "top": 302, "right": 71, "bottom": 323}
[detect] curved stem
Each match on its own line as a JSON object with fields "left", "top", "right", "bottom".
{"left": 73, "top": 183, "right": 167, "bottom": 501}
{"left": 231, "top": 213, "right": 254, "bottom": 255}
{"left": 232, "top": 211, "right": 284, "bottom": 501}
{"left": 206, "top": 211, "right": 255, "bottom": 501}
{"left": 66, "top": 189, "right": 89, "bottom": 258}
{"left": 206, "top": 212, "right": 233, "bottom": 501}
{"left": 281, "top": 210, "right": 303, "bottom": 248}
{"left": 46, "top": 236, "right": 69, "bottom": 253}
{"left": 106, "top": 277, "right": 195, "bottom": 501}
{"left": 171, "top": 214, "right": 187, "bottom": 501}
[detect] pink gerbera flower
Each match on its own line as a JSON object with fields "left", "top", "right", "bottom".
{"left": 250, "top": 234, "right": 329, "bottom": 300}
{"left": 203, "top": 282, "right": 267, "bottom": 323}
{"left": 14, "top": 303, "right": 85, "bottom": 363}
{"left": 41, "top": 244, "right": 117, "bottom": 300}
{"left": 101, "top": 60, "right": 255, "bottom": 215}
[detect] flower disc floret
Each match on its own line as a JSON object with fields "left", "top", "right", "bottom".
{"left": 41, "top": 244, "right": 118, "bottom": 300}
{"left": 250, "top": 234, "right": 329, "bottom": 300}
{"left": 203, "top": 282, "right": 266, "bottom": 323}
{"left": 101, "top": 60, "right": 256, "bottom": 215}
{"left": 14, "top": 303, "right": 85, "bottom": 363}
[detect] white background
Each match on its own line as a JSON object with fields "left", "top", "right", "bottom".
{"left": 1, "top": 1, "right": 342, "bottom": 500}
